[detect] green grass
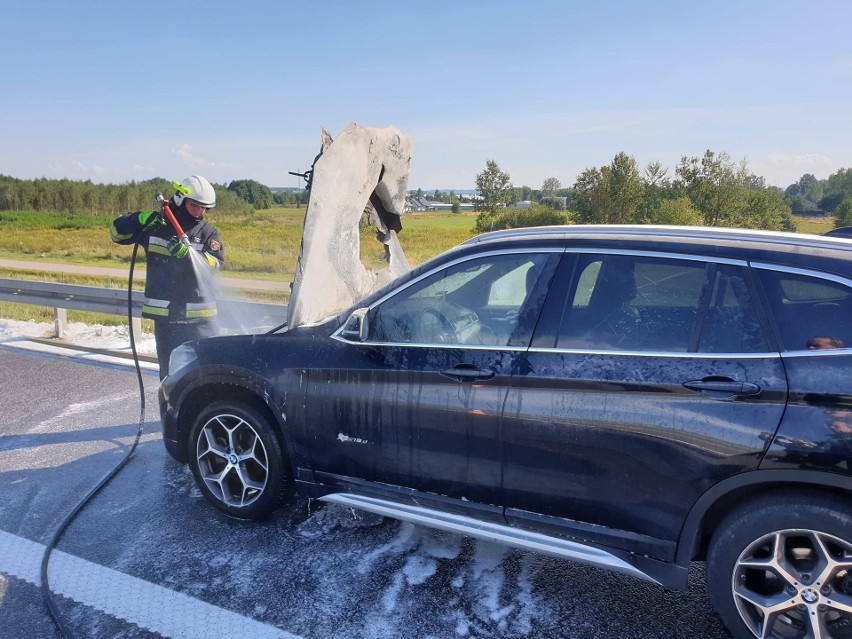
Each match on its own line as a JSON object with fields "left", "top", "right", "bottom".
{"left": 0, "top": 207, "right": 475, "bottom": 279}
{"left": 794, "top": 216, "right": 834, "bottom": 235}
{"left": 0, "top": 207, "right": 475, "bottom": 273}
{"left": 0, "top": 207, "right": 471, "bottom": 325}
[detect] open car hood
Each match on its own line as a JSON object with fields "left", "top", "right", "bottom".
{"left": 286, "top": 124, "right": 413, "bottom": 329}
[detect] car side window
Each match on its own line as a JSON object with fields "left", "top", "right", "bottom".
{"left": 556, "top": 255, "right": 766, "bottom": 353}
{"left": 557, "top": 254, "right": 708, "bottom": 351}
{"left": 755, "top": 269, "right": 852, "bottom": 351}
{"left": 368, "top": 253, "right": 552, "bottom": 347}
{"left": 697, "top": 266, "right": 767, "bottom": 353}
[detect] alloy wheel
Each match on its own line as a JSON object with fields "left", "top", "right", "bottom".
{"left": 732, "top": 529, "right": 852, "bottom": 639}
{"left": 195, "top": 413, "right": 270, "bottom": 508}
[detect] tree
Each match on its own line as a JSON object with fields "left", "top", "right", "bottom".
{"left": 227, "top": 179, "right": 273, "bottom": 209}
{"left": 786, "top": 194, "right": 812, "bottom": 214}
{"left": 674, "top": 150, "right": 747, "bottom": 226}
{"left": 541, "top": 196, "right": 566, "bottom": 210}
{"left": 644, "top": 161, "right": 669, "bottom": 187}
{"left": 474, "top": 160, "right": 512, "bottom": 232}
{"left": 477, "top": 203, "right": 568, "bottom": 232}
{"left": 636, "top": 161, "right": 670, "bottom": 223}
{"left": 834, "top": 198, "right": 852, "bottom": 228}
{"left": 826, "top": 168, "right": 852, "bottom": 199}
{"left": 513, "top": 185, "right": 533, "bottom": 203}
{"left": 739, "top": 188, "right": 796, "bottom": 231}
{"left": 644, "top": 197, "right": 703, "bottom": 226}
{"left": 570, "top": 152, "right": 644, "bottom": 224}
{"left": 786, "top": 173, "right": 824, "bottom": 205}
{"left": 819, "top": 193, "right": 845, "bottom": 213}
{"left": 541, "top": 177, "right": 561, "bottom": 195}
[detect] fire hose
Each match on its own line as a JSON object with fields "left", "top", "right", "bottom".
{"left": 40, "top": 192, "right": 181, "bottom": 638}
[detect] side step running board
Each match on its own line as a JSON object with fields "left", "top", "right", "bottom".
{"left": 320, "top": 493, "right": 659, "bottom": 585}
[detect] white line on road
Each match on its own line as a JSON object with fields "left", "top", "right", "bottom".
{"left": 0, "top": 529, "right": 303, "bottom": 639}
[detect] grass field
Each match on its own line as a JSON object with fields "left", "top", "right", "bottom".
{"left": 0, "top": 208, "right": 837, "bottom": 326}
{"left": 0, "top": 207, "right": 478, "bottom": 326}
{"left": 0, "top": 207, "right": 478, "bottom": 275}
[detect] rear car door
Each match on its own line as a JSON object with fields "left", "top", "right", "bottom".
{"left": 305, "top": 249, "right": 561, "bottom": 515}
{"left": 500, "top": 250, "right": 788, "bottom": 561}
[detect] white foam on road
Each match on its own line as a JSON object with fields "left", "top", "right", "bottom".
{"left": 0, "top": 528, "right": 303, "bottom": 639}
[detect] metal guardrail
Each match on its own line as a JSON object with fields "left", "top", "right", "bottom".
{"left": 0, "top": 277, "right": 287, "bottom": 344}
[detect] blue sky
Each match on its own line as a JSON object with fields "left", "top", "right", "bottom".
{"left": 2, "top": 0, "right": 851, "bottom": 191}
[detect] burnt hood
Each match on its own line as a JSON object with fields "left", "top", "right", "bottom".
{"left": 286, "top": 124, "right": 413, "bottom": 329}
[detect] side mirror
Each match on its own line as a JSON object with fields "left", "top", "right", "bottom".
{"left": 340, "top": 308, "right": 369, "bottom": 342}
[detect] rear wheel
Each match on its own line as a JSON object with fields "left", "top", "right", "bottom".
{"left": 187, "top": 400, "right": 291, "bottom": 520}
{"left": 707, "top": 492, "right": 852, "bottom": 639}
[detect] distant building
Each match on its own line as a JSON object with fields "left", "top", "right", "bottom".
{"left": 405, "top": 196, "right": 475, "bottom": 212}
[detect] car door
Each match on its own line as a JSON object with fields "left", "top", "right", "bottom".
{"left": 500, "top": 251, "right": 788, "bottom": 561}
{"left": 304, "top": 249, "right": 561, "bottom": 516}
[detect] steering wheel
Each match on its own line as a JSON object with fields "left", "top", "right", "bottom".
{"left": 419, "top": 307, "right": 456, "bottom": 344}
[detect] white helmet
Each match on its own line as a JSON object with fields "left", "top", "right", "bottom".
{"left": 173, "top": 175, "right": 216, "bottom": 209}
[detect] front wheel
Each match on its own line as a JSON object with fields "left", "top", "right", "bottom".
{"left": 187, "top": 400, "right": 292, "bottom": 520}
{"left": 707, "top": 492, "right": 852, "bottom": 639}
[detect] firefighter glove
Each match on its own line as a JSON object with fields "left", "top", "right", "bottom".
{"left": 138, "top": 210, "right": 164, "bottom": 229}
{"left": 167, "top": 237, "right": 189, "bottom": 259}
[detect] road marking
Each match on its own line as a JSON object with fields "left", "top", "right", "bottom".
{"left": 0, "top": 529, "right": 303, "bottom": 639}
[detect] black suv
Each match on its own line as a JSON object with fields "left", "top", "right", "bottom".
{"left": 160, "top": 225, "right": 852, "bottom": 639}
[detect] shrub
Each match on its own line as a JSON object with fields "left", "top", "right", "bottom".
{"left": 474, "top": 204, "right": 568, "bottom": 233}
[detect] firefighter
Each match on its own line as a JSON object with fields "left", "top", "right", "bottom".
{"left": 110, "top": 175, "right": 225, "bottom": 380}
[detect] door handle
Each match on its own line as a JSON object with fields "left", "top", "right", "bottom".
{"left": 683, "top": 377, "right": 762, "bottom": 398}
{"left": 440, "top": 365, "right": 496, "bottom": 383}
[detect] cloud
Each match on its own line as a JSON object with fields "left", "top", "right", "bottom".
{"left": 171, "top": 143, "right": 239, "bottom": 170}
{"left": 132, "top": 163, "right": 154, "bottom": 173}
{"left": 766, "top": 153, "right": 833, "bottom": 167}
{"left": 64, "top": 159, "right": 105, "bottom": 175}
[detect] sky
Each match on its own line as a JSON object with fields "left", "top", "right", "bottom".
{"left": 2, "top": 0, "right": 851, "bottom": 192}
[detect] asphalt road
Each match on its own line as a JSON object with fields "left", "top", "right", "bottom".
{"left": 0, "top": 341, "right": 733, "bottom": 639}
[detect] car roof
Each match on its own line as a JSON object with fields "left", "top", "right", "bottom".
{"left": 455, "top": 225, "right": 852, "bottom": 275}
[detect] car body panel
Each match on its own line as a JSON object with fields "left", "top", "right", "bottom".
{"left": 760, "top": 352, "right": 852, "bottom": 474}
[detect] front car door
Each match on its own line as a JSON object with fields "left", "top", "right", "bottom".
{"left": 305, "top": 249, "right": 561, "bottom": 517}
{"left": 501, "top": 250, "right": 788, "bottom": 562}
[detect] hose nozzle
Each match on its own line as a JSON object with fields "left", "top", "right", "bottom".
{"left": 155, "top": 192, "right": 189, "bottom": 243}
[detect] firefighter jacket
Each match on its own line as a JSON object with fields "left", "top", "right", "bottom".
{"left": 110, "top": 201, "right": 225, "bottom": 322}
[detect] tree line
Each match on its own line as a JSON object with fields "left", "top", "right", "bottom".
{"left": 5, "top": 154, "right": 852, "bottom": 234}
{"left": 474, "top": 151, "right": 852, "bottom": 234}
{"left": 0, "top": 175, "right": 311, "bottom": 216}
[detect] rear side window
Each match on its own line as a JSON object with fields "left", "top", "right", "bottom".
{"left": 558, "top": 255, "right": 706, "bottom": 352}
{"left": 557, "top": 255, "right": 766, "bottom": 353}
{"left": 756, "top": 268, "right": 852, "bottom": 351}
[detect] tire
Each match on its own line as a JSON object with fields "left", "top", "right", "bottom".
{"left": 706, "top": 491, "right": 852, "bottom": 639}
{"left": 187, "top": 400, "right": 292, "bottom": 520}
